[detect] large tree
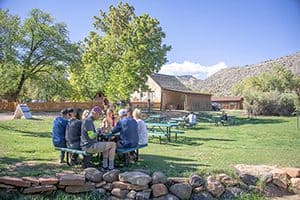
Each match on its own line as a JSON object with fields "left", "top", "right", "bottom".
{"left": 71, "top": 2, "right": 171, "bottom": 102}
{"left": 0, "top": 9, "right": 81, "bottom": 102}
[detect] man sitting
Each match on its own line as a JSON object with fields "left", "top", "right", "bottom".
{"left": 111, "top": 109, "right": 138, "bottom": 148}
{"left": 187, "top": 112, "right": 197, "bottom": 127}
{"left": 52, "top": 108, "right": 71, "bottom": 163}
{"left": 65, "top": 108, "right": 82, "bottom": 164}
{"left": 81, "top": 106, "right": 116, "bottom": 171}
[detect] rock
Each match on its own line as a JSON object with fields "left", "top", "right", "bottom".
{"left": 112, "top": 181, "right": 131, "bottom": 190}
{"left": 169, "top": 183, "right": 192, "bottom": 200}
{"left": 107, "top": 196, "right": 121, "bottom": 200}
{"left": 65, "top": 182, "right": 95, "bottom": 193}
{"left": 136, "top": 190, "right": 151, "bottom": 200}
{"left": 189, "top": 174, "right": 205, "bottom": 187}
{"left": 103, "top": 169, "right": 120, "bottom": 183}
{"left": 95, "top": 181, "right": 106, "bottom": 188}
{"left": 0, "top": 176, "right": 31, "bottom": 187}
{"left": 216, "top": 174, "right": 238, "bottom": 186}
{"left": 152, "top": 172, "right": 167, "bottom": 184}
{"left": 133, "top": 169, "right": 152, "bottom": 176}
{"left": 190, "top": 192, "right": 215, "bottom": 200}
{"left": 220, "top": 187, "right": 245, "bottom": 199}
{"left": 239, "top": 173, "right": 258, "bottom": 185}
{"left": 206, "top": 176, "right": 225, "bottom": 197}
{"left": 234, "top": 164, "right": 277, "bottom": 178}
{"left": 271, "top": 169, "right": 289, "bottom": 190}
{"left": 103, "top": 182, "right": 113, "bottom": 191}
{"left": 193, "top": 186, "right": 206, "bottom": 193}
{"left": 59, "top": 174, "right": 85, "bottom": 186}
{"left": 167, "top": 177, "right": 188, "bottom": 184}
{"left": 290, "top": 178, "right": 300, "bottom": 193}
{"left": 111, "top": 188, "right": 129, "bottom": 198}
{"left": 0, "top": 184, "right": 15, "bottom": 189}
{"left": 152, "top": 194, "right": 180, "bottom": 200}
{"left": 84, "top": 167, "right": 103, "bottom": 182}
{"left": 263, "top": 183, "right": 292, "bottom": 197}
{"left": 119, "top": 171, "right": 152, "bottom": 186}
{"left": 261, "top": 173, "right": 273, "bottom": 184}
{"left": 281, "top": 167, "right": 300, "bottom": 178}
{"left": 90, "top": 188, "right": 106, "bottom": 198}
{"left": 127, "top": 190, "right": 137, "bottom": 199}
{"left": 22, "top": 185, "right": 57, "bottom": 194}
{"left": 151, "top": 183, "right": 168, "bottom": 197}
{"left": 22, "top": 177, "right": 40, "bottom": 185}
{"left": 129, "top": 184, "right": 149, "bottom": 191}
{"left": 39, "top": 177, "right": 58, "bottom": 185}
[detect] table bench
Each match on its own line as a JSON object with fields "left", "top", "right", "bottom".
{"left": 148, "top": 131, "right": 167, "bottom": 144}
{"left": 55, "top": 144, "right": 148, "bottom": 167}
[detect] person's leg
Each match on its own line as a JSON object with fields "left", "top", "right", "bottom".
{"left": 106, "top": 142, "right": 116, "bottom": 170}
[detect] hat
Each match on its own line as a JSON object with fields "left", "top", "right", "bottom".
{"left": 118, "top": 109, "right": 127, "bottom": 116}
{"left": 61, "top": 108, "right": 68, "bottom": 115}
{"left": 92, "top": 106, "right": 102, "bottom": 114}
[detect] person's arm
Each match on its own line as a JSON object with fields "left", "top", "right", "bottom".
{"left": 111, "top": 121, "right": 122, "bottom": 134}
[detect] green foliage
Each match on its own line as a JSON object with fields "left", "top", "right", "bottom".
{"left": 0, "top": 9, "right": 81, "bottom": 101}
{"left": 73, "top": 2, "right": 171, "bottom": 102}
{"left": 232, "top": 66, "right": 300, "bottom": 115}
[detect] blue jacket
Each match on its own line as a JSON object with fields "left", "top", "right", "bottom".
{"left": 52, "top": 116, "right": 68, "bottom": 146}
{"left": 111, "top": 117, "right": 138, "bottom": 148}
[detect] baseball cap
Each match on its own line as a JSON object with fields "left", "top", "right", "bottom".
{"left": 118, "top": 109, "right": 127, "bottom": 116}
{"left": 92, "top": 106, "right": 102, "bottom": 114}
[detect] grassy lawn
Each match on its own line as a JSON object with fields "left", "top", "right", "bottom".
{"left": 0, "top": 110, "right": 299, "bottom": 179}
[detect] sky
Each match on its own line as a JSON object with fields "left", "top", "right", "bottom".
{"left": 1, "top": 0, "right": 300, "bottom": 79}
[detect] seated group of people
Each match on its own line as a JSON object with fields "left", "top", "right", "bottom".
{"left": 52, "top": 106, "right": 148, "bottom": 171}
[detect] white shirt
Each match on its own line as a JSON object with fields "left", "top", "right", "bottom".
{"left": 188, "top": 114, "right": 196, "bottom": 124}
{"left": 136, "top": 119, "right": 148, "bottom": 145}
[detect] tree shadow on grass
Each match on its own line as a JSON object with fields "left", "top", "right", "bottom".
{"left": 122, "top": 154, "right": 209, "bottom": 177}
{"left": 0, "top": 157, "right": 81, "bottom": 177}
{"left": 0, "top": 124, "right": 51, "bottom": 138}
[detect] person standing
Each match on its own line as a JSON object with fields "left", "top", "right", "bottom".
{"left": 81, "top": 106, "right": 116, "bottom": 171}
{"left": 52, "top": 108, "right": 71, "bottom": 163}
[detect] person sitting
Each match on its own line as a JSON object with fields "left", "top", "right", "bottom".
{"left": 81, "top": 109, "right": 90, "bottom": 120}
{"left": 81, "top": 106, "right": 116, "bottom": 171}
{"left": 132, "top": 108, "right": 148, "bottom": 146}
{"left": 111, "top": 109, "right": 138, "bottom": 148}
{"left": 52, "top": 108, "right": 71, "bottom": 163}
{"left": 101, "top": 108, "right": 116, "bottom": 133}
{"left": 187, "top": 112, "right": 197, "bottom": 127}
{"left": 65, "top": 108, "right": 82, "bottom": 164}
{"left": 220, "top": 111, "right": 228, "bottom": 125}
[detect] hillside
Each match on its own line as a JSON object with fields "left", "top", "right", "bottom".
{"left": 177, "top": 52, "right": 300, "bottom": 96}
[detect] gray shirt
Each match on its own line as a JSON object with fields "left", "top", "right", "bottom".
{"left": 66, "top": 118, "right": 82, "bottom": 149}
{"left": 80, "top": 116, "right": 98, "bottom": 148}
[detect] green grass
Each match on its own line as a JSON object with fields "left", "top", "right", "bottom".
{"left": 0, "top": 111, "right": 299, "bottom": 179}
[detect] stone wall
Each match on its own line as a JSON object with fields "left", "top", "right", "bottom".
{"left": 0, "top": 165, "right": 299, "bottom": 199}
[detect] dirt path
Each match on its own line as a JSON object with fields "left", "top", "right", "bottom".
{"left": 0, "top": 112, "right": 58, "bottom": 121}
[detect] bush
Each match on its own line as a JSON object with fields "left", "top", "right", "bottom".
{"left": 249, "top": 92, "right": 296, "bottom": 116}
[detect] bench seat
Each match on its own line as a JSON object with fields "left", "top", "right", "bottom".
{"left": 171, "top": 130, "right": 185, "bottom": 141}
{"left": 148, "top": 131, "right": 167, "bottom": 144}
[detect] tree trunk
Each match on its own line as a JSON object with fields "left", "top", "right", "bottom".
{"left": 4, "top": 73, "right": 26, "bottom": 102}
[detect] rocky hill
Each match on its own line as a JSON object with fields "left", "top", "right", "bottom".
{"left": 177, "top": 52, "right": 300, "bottom": 96}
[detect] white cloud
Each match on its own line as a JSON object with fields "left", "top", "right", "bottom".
{"left": 159, "top": 61, "right": 228, "bottom": 79}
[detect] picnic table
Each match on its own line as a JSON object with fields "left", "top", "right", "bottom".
{"left": 146, "top": 122, "right": 182, "bottom": 142}
{"left": 147, "top": 114, "right": 167, "bottom": 123}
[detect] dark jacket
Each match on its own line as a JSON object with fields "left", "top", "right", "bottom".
{"left": 52, "top": 116, "right": 68, "bottom": 146}
{"left": 80, "top": 116, "right": 98, "bottom": 148}
{"left": 111, "top": 117, "right": 138, "bottom": 148}
{"left": 66, "top": 118, "right": 82, "bottom": 149}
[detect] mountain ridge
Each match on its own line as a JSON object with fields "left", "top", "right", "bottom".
{"left": 177, "top": 52, "right": 300, "bottom": 96}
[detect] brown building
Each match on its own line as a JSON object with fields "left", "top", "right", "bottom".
{"left": 211, "top": 96, "right": 244, "bottom": 110}
{"left": 131, "top": 73, "right": 211, "bottom": 111}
